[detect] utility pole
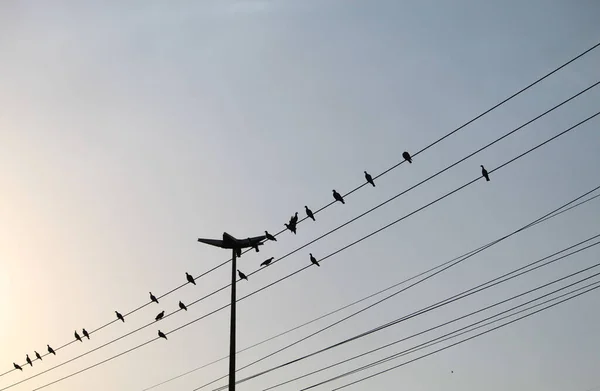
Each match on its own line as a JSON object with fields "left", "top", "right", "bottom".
{"left": 197, "top": 232, "right": 267, "bottom": 391}
{"left": 229, "top": 248, "right": 237, "bottom": 391}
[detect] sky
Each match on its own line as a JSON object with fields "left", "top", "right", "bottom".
{"left": 1, "top": 0, "right": 600, "bottom": 390}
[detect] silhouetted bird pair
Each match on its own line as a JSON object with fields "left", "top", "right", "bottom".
{"left": 74, "top": 329, "right": 89, "bottom": 342}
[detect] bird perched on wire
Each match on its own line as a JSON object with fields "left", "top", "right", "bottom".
{"left": 179, "top": 301, "right": 188, "bottom": 311}
{"left": 150, "top": 292, "right": 159, "bottom": 304}
{"left": 261, "top": 257, "right": 274, "bottom": 267}
{"left": 265, "top": 231, "right": 276, "bottom": 241}
{"left": 26, "top": 354, "right": 32, "bottom": 367}
{"left": 13, "top": 363, "right": 22, "bottom": 371}
{"left": 364, "top": 171, "right": 375, "bottom": 187}
{"left": 35, "top": 351, "right": 42, "bottom": 361}
{"left": 305, "top": 206, "right": 315, "bottom": 221}
{"left": 74, "top": 331, "right": 82, "bottom": 342}
{"left": 82, "top": 329, "right": 90, "bottom": 340}
{"left": 155, "top": 311, "right": 165, "bottom": 321}
{"left": 310, "top": 253, "right": 320, "bottom": 267}
{"left": 47, "top": 345, "right": 55, "bottom": 355}
{"left": 158, "top": 330, "right": 167, "bottom": 340}
{"left": 481, "top": 165, "right": 490, "bottom": 181}
{"left": 284, "top": 222, "right": 297, "bottom": 234}
{"left": 290, "top": 212, "right": 299, "bottom": 225}
{"left": 115, "top": 311, "right": 125, "bottom": 322}
{"left": 186, "top": 272, "right": 196, "bottom": 285}
{"left": 402, "top": 151, "right": 412, "bottom": 163}
{"left": 238, "top": 270, "right": 248, "bottom": 281}
{"left": 332, "top": 190, "right": 345, "bottom": 204}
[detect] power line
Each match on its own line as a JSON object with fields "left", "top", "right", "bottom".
{"left": 261, "top": 267, "right": 600, "bottom": 390}
{"left": 18, "top": 112, "right": 600, "bottom": 391}
{"left": 303, "top": 277, "right": 600, "bottom": 390}
{"left": 193, "top": 109, "right": 600, "bottom": 390}
{"left": 141, "top": 185, "right": 600, "bottom": 391}
{"left": 325, "top": 282, "right": 600, "bottom": 390}
{"left": 209, "top": 236, "right": 600, "bottom": 390}
{"left": 5, "top": 41, "right": 597, "bottom": 377}
{"left": 9, "top": 78, "right": 595, "bottom": 389}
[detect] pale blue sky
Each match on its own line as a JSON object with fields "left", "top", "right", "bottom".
{"left": 1, "top": 1, "right": 600, "bottom": 390}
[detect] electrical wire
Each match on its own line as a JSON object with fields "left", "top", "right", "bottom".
{"left": 262, "top": 268, "right": 600, "bottom": 390}
{"left": 16, "top": 112, "right": 600, "bottom": 391}
{"left": 5, "top": 40, "right": 597, "bottom": 379}
{"left": 209, "top": 236, "right": 600, "bottom": 390}
{"left": 302, "top": 278, "right": 600, "bottom": 390}
{"left": 141, "top": 186, "right": 600, "bottom": 391}
{"left": 325, "top": 282, "right": 600, "bottom": 390}
{"left": 192, "top": 110, "right": 600, "bottom": 389}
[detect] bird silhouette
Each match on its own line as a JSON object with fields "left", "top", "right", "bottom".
{"left": 186, "top": 272, "right": 196, "bottom": 285}
{"left": 284, "top": 222, "right": 297, "bottom": 234}
{"left": 13, "top": 363, "right": 22, "bottom": 371}
{"left": 332, "top": 190, "right": 345, "bottom": 204}
{"left": 158, "top": 330, "right": 167, "bottom": 340}
{"left": 47, "top": 345, "right": 55, "bottom": 355}
{"left": 290, "top": 212, "right": 299, "bottom": 225}
{"left": 402, "top": 151, "right": 412, "bottom": 163}
{"left": 82, "top": 329, "right": 90, "bottom": 340}
{"left": 35, "top": 351, "right": 42, "bottom": 361}
{"left": 179, "top": 301, "right": 188, "bottom": 311}
{"left": 150, "top": 292, "right": 159, "bottom": 304}
{"left": 115, "top": 311, "right": 125, "bottom": 322}
{"left": 364, "top": 171, "right": 375, "bottom": 187}
{"left": 265, "top": 231, "right": 277, "bottom": 241}
{"left": 238, "top": 269, "right": 248, "bottom": 281}
{"left": 155, "top": 311, "right": 165, "bottom": 321}
{"left": 261, "top": 257, "right": 274, "bottom": 267}
{"left": 26, "top": 354, "right": 32, "bottom": 367}
{"left": 74, "top": 331, "right": 82, "bottom": 342}
{"left": 481, "top": 165, "right": 490, "bottom": 181}
{"left": 305, "top": 206, "right": 315, "bottom": 221}
{"left": 309, "top": 253, "right": 320, "bottom": 267}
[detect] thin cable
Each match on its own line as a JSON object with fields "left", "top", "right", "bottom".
{"left": 194, "top": 110, "right": 600, "bottom": 390}
{"left": 141, "top": 186, "right": 600, "bottom": 391}
{"left": 211, "top": 237, "right": 600, "bottom": 390}
{"left": 327, "top": 283, "right": 600, "bottom": 390}
{"left": 303, "top": 278, "right": 600, "bottom": 390}
{"left": 5, "top": 43, "right": 598, "bottom": 377}
{"left": 22, "top": 114, "right": 600, "bottom": 391}
{"left": 263, "top": 269, "right": 600, "bottom": 390}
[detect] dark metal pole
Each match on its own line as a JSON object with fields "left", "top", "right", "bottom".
{"left": 229, "top": 249, "right": 237, "bottom": 391}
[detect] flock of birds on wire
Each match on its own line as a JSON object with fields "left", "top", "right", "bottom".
{"left": 11, "top": 150, "right": 492, "bottom": 372}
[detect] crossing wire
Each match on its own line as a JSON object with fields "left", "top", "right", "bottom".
{"left": 141, "top": 185, "right": 600, "bottom": 391}
{"left": 326, "top": 282, "right": 600, "bottom": 390}
{"left": 302, "top": 278, "right": 600, "bottom": 390}
{"left": 18, "top": 111, "right": 599, "bottom": 391}
{"left": 257, "top": 268, "right": 600, "bottom": 390}
{"left": 208, "top": 236, "right": 600, "bottom": 390}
